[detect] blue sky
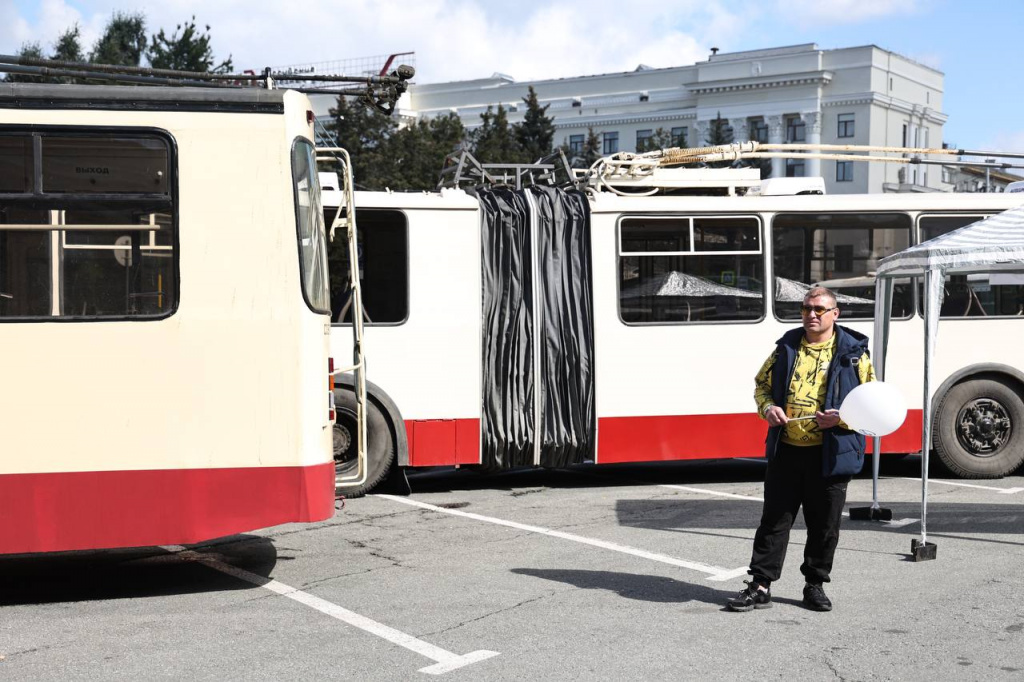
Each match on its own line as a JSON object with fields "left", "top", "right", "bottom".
{"left": 3, "top": 0, "right": 1021, "bottom": 157}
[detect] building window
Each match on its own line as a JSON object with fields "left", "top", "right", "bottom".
{"left": 786, "top": 116, "right": 805, "bottom": 143}
{"left": 635, "top": 129, "right": 653, "bottom": 151}
{"left": 568, "top": 134, "right": 584, "bottom": 154}
{"left": 837, "top": 113, "right": 854, "bottom": 138}
{"left": 772, "top": 212, "right": 913, "bottom": 320}
{"left": 836, "top": 160, "right": 853, "bottom": 182}
{"left": 750, "top": 118, "right": 768, "bottom": 143}
{"left": 618, "top": 215, "right": 764, "bottom": 324}
{"left": 941, "top": 167, "right": 953, "bottom": 184}
{"left": 786, "top": 158, "right": 805, "bottom": 177}
{"left": 671, "top": 126, "right": 687, "bottom": 147}
{"left": 603, "top": 131, "right": 619, "bottom": 155}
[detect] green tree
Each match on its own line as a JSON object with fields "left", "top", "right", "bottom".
{"left": 472, "top": 105, "right": 527, "bottom": 164}
{"left": 52, "top": 25, "right": 85, "bottom": 63}
{"left": 3, "top": 42, "right": 45, "bottom": 83}
{"left": 704, "top": 113, "right": 735, "bottom": 168}
{"left": 324, "top": 95, "right": 398, "bottom": 190}
{"left": 49, "top": 25, "right": 86, "bottom": 84}
{"left": 90, "top": 11, "right": 147, "bottom": 67}
{"left": 637, "top": 127, "right": 674, "bottom": 153}
{"left": 380, "top": 113, "right": 466, "bottom": 190}
{"left": 148, "top": 16, "right": 232, "bottom": 73}
{"left": 515, "top": 86, "right": 555, "bottom": 161}
{"left": 705, "top": 112, "right": 734, "bottom": 146}
{"left": 580, "top": 127, "right": 603, "bottom": 167}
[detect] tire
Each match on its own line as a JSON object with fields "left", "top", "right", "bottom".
{"left": 933, "top": 376, "right": 1024, "bottom": 478}
{"left": 333, "top": 389, "right": 396, "bottom": 498}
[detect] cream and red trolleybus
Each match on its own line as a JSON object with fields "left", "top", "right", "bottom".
{"left": 0, "top": 83, "right": 345, "bottom": 554}
{"left": 326, "top": 146, "right": 1024, "bottom": 495}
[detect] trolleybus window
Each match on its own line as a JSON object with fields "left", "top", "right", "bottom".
{"left": 618, "top": 215, "right": 764, "bottom": 323}
{"left": 0, "top": 135, "right": 31, "bottom": 192}
{"left": 918, "top": 213, "right": 1024, "bottom": 318}
{"left": 291, "top": 139, "right": 330, "bottom": 314}
{"left": 41, "top": 136, "right": 169, "bottom": 194}
{"left": 327, "top": 208, "right": 408, "bottom": 325}
{"left": 0, "top": 130, "right": 175, "bottom": 320}
{"left": 772, "top": 212, "right": 913, "bottom": 320}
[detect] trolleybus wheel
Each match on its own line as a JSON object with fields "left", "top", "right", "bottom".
{"left": 333, "top": 390, "right": 396, "bottom": 497}
{"left": 933, "top": 376, "right": 1024, "bottom": 478}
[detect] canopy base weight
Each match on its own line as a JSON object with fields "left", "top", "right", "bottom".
{"left": 911, "top": 539, "right": 937, "bottom": 562}
{"left": 849, "top": 506, "right": 892, "bottom": 521}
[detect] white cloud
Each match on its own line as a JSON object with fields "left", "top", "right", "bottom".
{"left": 775, "top": 0, "right": 919, "bottom": 28}
{"left": 0, "top": 0, "right": 745, "bottom": 83}
{"left": 982, "top": 130, "right": 1024, "bottom": 158}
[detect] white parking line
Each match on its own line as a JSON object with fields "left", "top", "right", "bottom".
{"left": 658, "top": 484, "right": 763, "bottom": 501}
{"left": 894, "top": 478, "right": 1024, "bottom": 494}
{"left": 161, "top": 545, "right": 499, "bottom": 676}
{"left": 377, "top": 495, "right": 747, "bottom": 582}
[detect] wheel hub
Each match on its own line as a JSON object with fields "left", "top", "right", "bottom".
{"left": 955, "top": 398, "right": 1011, "bottom": 456}
{"left": 333, "top": 418, "right": 354, "bottom": 463}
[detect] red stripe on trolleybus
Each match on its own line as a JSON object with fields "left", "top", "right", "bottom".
{"left": 0, "top": 462, "right": 335, "bottom": 555}
{"left": 402, "top": 411, "right": 924, "bottom": 467}
{"left": 597, "top": 410, "right": 924, "bottom": 464}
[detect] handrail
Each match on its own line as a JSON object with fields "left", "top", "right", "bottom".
{"left": 317, "top": 144, "right": 369, "bottom": 489}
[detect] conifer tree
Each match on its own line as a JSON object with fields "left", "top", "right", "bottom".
{"left": 3, "top": 42, "right": 45, "bottom": 82}
{"left": 324, "top": 95, "right": 397, "bottom": 190}
{"left": 89, "top": 11, "right": 148, "bottom": 67}
{"left": 148, "top": 16, "right": 232, "bottom": 73}
{"left": 472, "top": 105, "right": 527, "bottom": 164}
{"left": 580, "top": 127, "right": 603, "bottom": 167}
{"left": 515, "top": 86, "right": 555, "bottom": 161}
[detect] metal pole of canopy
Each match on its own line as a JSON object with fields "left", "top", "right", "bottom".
{"left": 851, "top": 276, "right": 894, "bottom": 521}
{"left": 913, "top": 268, "right": 943, "bottom": 561}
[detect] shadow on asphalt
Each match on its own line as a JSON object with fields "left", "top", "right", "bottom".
{"left": 510, "top": 567, "right": 735, "bottom": 607}
{"left": 0, "top": 534, "right": 278, "bottom": 606}
{"left": 406, "top": 452, "right": 938, "bottom": 495}
{"left": 612, "top": 498, "right": 1024, "bottom": 542}
{"left": 509, "top": 568, "right": 827, "bottom": 612}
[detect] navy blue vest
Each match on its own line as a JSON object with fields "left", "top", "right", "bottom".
{"left": 765, "top": 325, "right": 870, "bottom": 477}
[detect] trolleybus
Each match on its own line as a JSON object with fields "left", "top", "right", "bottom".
{"left": 0, "top": 83, "right": 344, "bottom": 554}
{"left": 326, "top": 153, "right": 1024, "bottom": 495}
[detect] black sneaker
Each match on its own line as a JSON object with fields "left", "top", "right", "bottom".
{"left": 726, "top": 580, "right": 772, "bottom": 612}
{"left": 802, "top": 583, "right": 833, "bottom": 611}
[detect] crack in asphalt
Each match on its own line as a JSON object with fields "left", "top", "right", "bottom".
{"left": 415, "top": 590, "right": 561, "bottom": 638}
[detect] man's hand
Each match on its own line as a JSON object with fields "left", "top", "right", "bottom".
{"left": 765, "top": 406, "right": 789, "bottom": 427}
{"left": 815, "top": 409, "right": 841, "bottom": 429}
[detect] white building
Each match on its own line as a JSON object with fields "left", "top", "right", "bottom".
{"left": 402, "top": 43, "right": 947, "bottom": 194}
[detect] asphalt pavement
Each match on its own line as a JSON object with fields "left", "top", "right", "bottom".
{"left": 2, "top": 456, "right": 1023, "bottom": 680}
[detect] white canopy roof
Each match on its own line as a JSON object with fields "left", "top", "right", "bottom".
{"left": 876, "top": 204, "right": 1024, "bottom": 278}
{"left": 620, "top": 271, "right": 761, "bottom": 298}
{"left": 870, "top": 202, "right": 1024, "bottom": 557}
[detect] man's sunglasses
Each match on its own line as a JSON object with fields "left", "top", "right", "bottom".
{"left": 800, "top": 304, "right": 837, "bottom": 316}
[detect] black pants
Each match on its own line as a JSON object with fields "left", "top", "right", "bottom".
{"left": 748, "top": 441, "right": 850, "bottom": 586}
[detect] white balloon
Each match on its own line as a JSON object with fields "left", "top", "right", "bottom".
{"left": 839, "top": 381, "right": 908, "bottom": 437}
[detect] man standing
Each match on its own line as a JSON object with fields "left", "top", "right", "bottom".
{"left": 727, "top": 287, "right": 875, "bottom": 612}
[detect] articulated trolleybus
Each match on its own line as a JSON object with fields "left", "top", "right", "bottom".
{"left": 327, "top": 145, "right": 1024, "bottom": 496}
{"left": 0, "top": 76, "right": 380, "bottom": 553}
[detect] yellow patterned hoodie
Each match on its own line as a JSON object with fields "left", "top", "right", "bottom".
{"left": 754, "top": 334, "right": 875, "bottom": 446}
